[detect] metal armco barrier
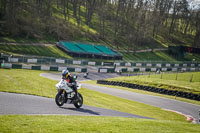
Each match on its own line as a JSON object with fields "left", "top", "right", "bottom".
{"left": 1, "top": 54, "right": 200, "bottom": 73}
{"left": 97, "top": 80, "right": 200, "bottom": 101}
{"left": 98, "top": 67, "right": 200, "bottom": 73}
{"left": 2, "top": 54, "right": 200, "bottom": 67}
{"left": 1, "top": 63, "right": 87, "bottom": 72}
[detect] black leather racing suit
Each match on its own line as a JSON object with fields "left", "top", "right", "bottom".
{"left": 63, "top": 75, "right": 78, "bottom": 99}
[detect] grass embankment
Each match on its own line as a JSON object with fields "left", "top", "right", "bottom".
{"left": 1, "top": 69, "right": 199, "bottom": 132}
{"left": 1, "top": 115, "right": 200, "bottom": 133}
{"left": 1, "top": 41, "right": 200, "bottom": 62}
{"left": 84, "top": 80, "right": 200, "bottom": 105}
{"left": 106, "top": 72, "right": 200, "bottom": 95}
{"left": 0, "top": 69, "right": 186, "bottom": 121}
{"left": 0, "top": 44, "right": 72, "bottom": 59}
{"left": 122, "top": 51, "right": 200, "bottom": 62}
{"left": 122, "top": 51, "right": 177, "bottom": 62}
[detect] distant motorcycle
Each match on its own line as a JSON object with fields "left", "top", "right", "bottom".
{"left": 117, "top": 70, "right": 122, "bottom": 75}
{"left": 83, "top": 72, "right": 89, "bottom": 78}
{"left": 55, "top": 76, "right": 83, "bottom": 108}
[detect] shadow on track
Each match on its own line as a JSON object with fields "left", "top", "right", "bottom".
{"left": 59, "top": 107, "right": 100, "bottom": 115}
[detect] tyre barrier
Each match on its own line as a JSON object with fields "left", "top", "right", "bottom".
{"left": 97, "top": 80, "right": 200, "bottom": 101}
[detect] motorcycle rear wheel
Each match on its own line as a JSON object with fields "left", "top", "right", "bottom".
{"left": 74, "top": 93, "right": 83, "bottom": 108}
{"left": 55, "top": 91, "right": 65, "bottom": 106}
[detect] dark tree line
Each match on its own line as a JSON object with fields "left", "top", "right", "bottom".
{"left": 0, "top": 0, "right": 199, "bottom": 48}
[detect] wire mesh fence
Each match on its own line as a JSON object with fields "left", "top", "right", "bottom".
{"left": 137, "top": 71, "right": 200, "bottom": 82}
{"left": 1, "top": 53, "right": 200, "bottom": 66}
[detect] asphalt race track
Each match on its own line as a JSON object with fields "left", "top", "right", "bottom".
{"left": 40, "top": 71, "right": 120, "bottom": 81}
{"left": 0, "top": 92, "right": 151, "bottom": 119}
{"left": 1, "top": 71, "right": 200, "bottom": 122}
{"left": 41, "top": 72, "right": 200, "bottom": 123}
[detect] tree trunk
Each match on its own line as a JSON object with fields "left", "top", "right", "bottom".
{"left": 193, "top": 31, "right": 200, "bottom": 47}
{"left": 169, "top": 1, "right": 177, "bottom": 35}
{"left": 86, "top": 0, "right": 96, "bottom": 25}
{"left": 7, "top": 0, "right": 15, "bottom": 35}
{"left": 57, "top": 0, "right": 59, "bottom": 8}
{"left": 77, "top": 1, "right": 83, "bottom": 26}
{"left": 114, "top": 0, "right": 121, "bottom": 38}
{"left": 99, "top": 0, "right": 106, "bottom": 39}
{"left": 46, "top": 0, "right": 52, "bottom": 17}
{"left": 63, "top": 0, "right": 66, "bottom": 21}
{"left": 193, "top": 11, "right": 200, "bottom": 47}
{"left": 0, "top": 0, "right": 7, "bottom": 15}
{"left": 67, "top": 0, "right": 69, "bottom": 20}
{"left": 184, "top": 20, "right": 189, "bottom": 35}
{"left": 73, "top": 0, "right": 77, "bottom": 19}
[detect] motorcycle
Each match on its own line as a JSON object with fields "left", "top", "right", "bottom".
{"left": 55, "top": 76, "right": 83, "bottom": 108}
{"left": 83, "top": 72, "right": 89, "bottom": 78}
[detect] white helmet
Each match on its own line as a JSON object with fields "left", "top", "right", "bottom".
{"left": 62, "top": 70, "right": 69, "bottom": 77}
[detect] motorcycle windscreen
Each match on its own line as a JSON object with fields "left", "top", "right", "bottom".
{"left": 56, "top": 79, "right": 73, "bottom": 93}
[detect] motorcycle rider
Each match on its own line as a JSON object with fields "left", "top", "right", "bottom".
{"left": 62, "top": 70, "right": 78, "bottom": 100}
{"left": 83, "top": 72, "right": 89, "bottom": 78}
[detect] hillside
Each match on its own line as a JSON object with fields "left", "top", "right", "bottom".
{"left": 0, "top": 0, "right": 199, "bottom": 61}
{"left": 0, "top": 43, "right": 72, "bottom": 59}
{"left": 1, "top": 43, "right": 200, "bottom": 62}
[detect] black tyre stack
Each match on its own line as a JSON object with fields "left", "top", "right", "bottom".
{"left": 97, "top": 80, "right": 200, "bottom": 101}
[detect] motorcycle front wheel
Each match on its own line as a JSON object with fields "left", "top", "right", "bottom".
{"left": 55, "top": 90, "right": 65, "bottom": 107}
{"left": 74, "top": 93, "right": 83, "bottom": 108}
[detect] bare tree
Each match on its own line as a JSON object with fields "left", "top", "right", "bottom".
{"left": 85, "top": 0, "right": 97, "bottom": 25}
{"left": 193, "top": 9, "right": 200, "bottom": 47}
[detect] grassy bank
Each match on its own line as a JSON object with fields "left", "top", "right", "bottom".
{"left": 83, "top": 80, "right": 200, "bottom": 105}
{"left": 107, "top": 72, "right": 200, "bottom": 95}
{"left": 0, "top": 69, "right": 187, "bottom": 121}
{"left": 1, "top": 42, "right": 200, "bottom": 61}
{"left": 122, "top": 51, "right": 200, "bottom": 62}
{"left": 0, "top": 115, "right": 200, "bottom": 133}
{"left": 0, "top": 44, "right": 72, "bottom": 59}
{"left": 122, "top": 51, "right": 177, "bottom": 62}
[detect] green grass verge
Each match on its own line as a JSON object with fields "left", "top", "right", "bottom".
{"left": 0, "top": 69, "right": 57, "bottom": 98}
{"left": 122, "top": 51, "right": 200, "bottom": 62}
{"left": 0, "top": 115, "right": 200, "bottom": 133}
{"left": 122, "top": 51, "right": 178, "bottom": 62}
{"left": 106, "top": 72, "right": 200, "bottom": 95}
{"left": 1, "top": 42, "right": 200, "bottom": 62}
{"left": 184, "top": 53, "right": 200, "bottom": 62}
{"left": 0, "top": 44, "right": 72, "bottom": 59}
{"left": 83, "top": 80, "right": 200, "bottom": 105}
{"left": 0, "top": 34, "right": 57, "bottom": 43}
{"left": 0, "top": 69, "right": 187, "bottom": 121}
